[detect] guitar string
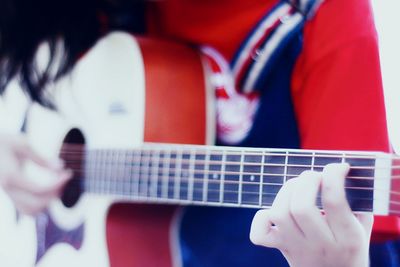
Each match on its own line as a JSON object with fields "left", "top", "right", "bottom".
{"left": 85, "top": 178, "right": 400, "bottom": 213}
{"left": 84, "top": 184, "right": 395, "bottom": 213}
{"left": 88, "top": 183, "right": 376, "bottom": 201}
{"left": 59, "top": 165, "right": 400, "bottom": 197}
{"left": 96, "top": 190, "right": 372, "bottom": 206}
{"left": 61, "top": 162, "right": 389, "bottom": 184}
{"left": 45, "top": 146, "right": 400, "bottom": 213}
{"left": 58, "top": 144, "right": 400, "bottom": 161}
{"left": 59, "top": 157, "right": 400, "bottom": 213}
{"left": 62, "top": 161, "right": 382, "bottom": 178}
{"left": 45, "top": 148, "right": 400, "bottom": 207}
{"left": 59, "top": 154, "right": 400, "bottom": 172}
{"left": 58, "top": 148, "right": 400, "bottom": 168}
{"left": 59, "top": 159, "right": 400, "bottom": 181}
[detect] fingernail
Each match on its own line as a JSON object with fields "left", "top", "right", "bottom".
{"left": 340, "top": 162, "right": 350, "bottom": 171}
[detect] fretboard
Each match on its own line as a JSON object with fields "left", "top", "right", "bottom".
{"left": 75, "top": 143, "right": 395, "bottom": 214}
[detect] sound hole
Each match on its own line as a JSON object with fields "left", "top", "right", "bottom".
{"left": 60, "top": 129, "right": 85, "bottom": 208}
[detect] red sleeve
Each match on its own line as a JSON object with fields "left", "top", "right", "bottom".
{"left": 291, "top": 0, "right": 390, "bottom": 152}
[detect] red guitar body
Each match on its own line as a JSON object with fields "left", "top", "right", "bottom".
{"left": 106, "top": 37, "right": 211, "bottom": 267}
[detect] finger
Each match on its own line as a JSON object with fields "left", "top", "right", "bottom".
{"left": 322, "top": 163, "right": 361, "bottom": 242}
{"left": 290, "top": 170, "right": 335, "bottom": 243}
{"left": 269, "top": 178, "right": 306, "bottom": 241}
{"left": 250, "top": 209, "right": 281, "bottom": 248}
{"left": 6, "top": 171, "right": 72, "bottom": 215}
{"left": 7, "top": 190, "right": 51, "bottom": 216}
{"left": 15, "top": 142, "right": 64, "bottom": 171}
{"left": 6, "top": 170, "right": 72, "bottom": 198}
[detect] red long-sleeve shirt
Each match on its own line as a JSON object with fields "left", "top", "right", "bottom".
{"left": 147, "top": 0, "right": 393, "bottom": 240}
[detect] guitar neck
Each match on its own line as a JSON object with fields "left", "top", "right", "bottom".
{"left": 77, "top": 143, "right": 396, "bottom": 215}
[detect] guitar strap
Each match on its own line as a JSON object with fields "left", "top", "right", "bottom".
{"left": 231, "top": 0, "right": 323, "bottom": 94}
{"left": 202, "top": 0, "right": 324, "bottom": 149}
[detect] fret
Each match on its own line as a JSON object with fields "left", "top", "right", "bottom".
{"left": 125, "top": 150, "right": 133, "bottom": 199}
{"left": 95, "top": 151, "right": 101, "bottom": 194}
{"left": 139, "top": 149, "right": 151, "bottom": 198}
{"left": 100, "top": 150, "right": 107, "bottom": 194}
{"left": 344, "top": 153, "right": 375, "bottom": 212}
{"left": 223, "top": 152, "right": 241, "bottom": 204}
{"left": 284, "top": 151, "right": 289, "bottom": 183}
{"left": 339, "top": 152, "right": 346, "bottom": 210}
{"left": 262, "top": 151, "right": 286, "bottom": 206}
{"left": 173, "top": 149, "right": 183, "bottom": 200}
{"left": 346, "top": 156, "right": 376, "bottom": 178}
{"left": 106, "top": 150, "right": 113, "bottom": 195}
{"left": 167, "top": 151, "right": 178, "bottom": 199}
{"left": 263, "top": 152, "right": 286, "bottom": 183}
{"left": 259, "top": 151, "right": 265, "bottom": 207}
{"left": 150, "top": 149, "right": 160, "bottom": 198}
{"left": 85, "top": 150, "right": 92, "bottom": 193}
{"left": 117, "top": 150, "right": 125, "bottom": 196}
{"left": 120, "top": 151, "right": 126, "bottom": 196}
{"left": 132, "top": 150, "right": 141, "bottom": 199}
{"left": 155, "top": 150, "right": 164, "bottom": 199}
{"left": 110, "top": 150, "right": 117, "bottom": 195}
{"left": 242, "top": 151, "right": 263, "bottom": 206}
{"left": 202, "top": 150, "right": 210, "bottom": 202}
{"left": 238, "top": 151, "right": 244, "bottom": 205}
{"left": 313, "top": 153, "right": 342, "bottom": 172}
{"left": 311, "top": 152, "right": 316, "bottom": 171}
{"left": 179, "top": 152, "right": 191, "bottom": 201}
{"left": 207, "top": 151, "right": 223, "bottom": 203}
{"left": 287, "top": 152, "right": 312, "bottom": 178}
{"left": 315, "top": 153, "right": 342, "bottom": 208}
{"left": 84, "top": 150, "right": 92, "bottom": 193}
{"left": 146, "top": 150, "right": 155, "bottom": 198}
{"left": 219, "top": 150, "right": 227, "bottom": 204}
{"left": 93, "top": 151, "right": 99, "bottom": 194}
{"left": 188, "top": 149, "right": 196, "bottom": 202}
{"left": 98, "top": 150, "right": 105, "bottom": 194}
{"left": 97, "top": 150, "right": 104, "bottom": 195}
{"left": 106, "top": 150, "right": 116, "bottom": 195}
{"left": 192, "top": 150, "right": 206, "bottom": 202}
{"left": 161, "top": 149, "right": 171, "bottom": 199}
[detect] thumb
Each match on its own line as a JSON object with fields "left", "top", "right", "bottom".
{"left": 250, "top": 210, "right": 280, "bottom": 248}
{"left": 355, "top": 213, "right": 374, "bottom": 240}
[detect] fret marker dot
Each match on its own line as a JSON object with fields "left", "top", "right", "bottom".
{"left": 213, "top": 173, "right": 219, "bottom": 180}
{"left": 250, "top": 175, "right": 255, "bottom": 181}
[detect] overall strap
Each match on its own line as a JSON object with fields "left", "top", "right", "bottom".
{"left": 231, "top": 0, "right": 324, "bottom": 94}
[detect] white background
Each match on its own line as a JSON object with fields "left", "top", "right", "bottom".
{"left": 372, "top": 0, "right": 400, "bottom": 153}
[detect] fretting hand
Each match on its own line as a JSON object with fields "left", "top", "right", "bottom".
{"left": 250, "top": 163, "right": 372, "bottom": 267}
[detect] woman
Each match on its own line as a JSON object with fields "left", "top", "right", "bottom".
{"left": 0, "top": 0, "right": 391, "bottom": 266}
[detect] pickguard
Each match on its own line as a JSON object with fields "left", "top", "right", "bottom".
{"left": 35, "top": 211, "right": 84, "bottom": 264}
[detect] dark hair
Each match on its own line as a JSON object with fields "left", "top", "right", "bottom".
{"left": 0, "top": 0, "right": 103, "bottom": 107}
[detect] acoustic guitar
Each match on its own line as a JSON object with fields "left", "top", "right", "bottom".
{"left": 0, "top": 32, "right": 399, "bottom": 267}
